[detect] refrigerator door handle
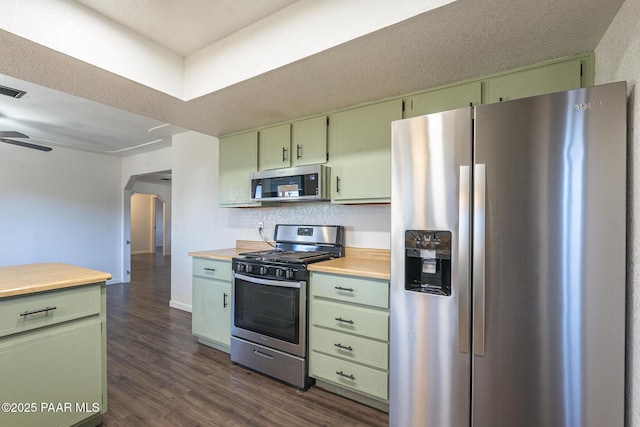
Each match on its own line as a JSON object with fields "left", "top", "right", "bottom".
{"left": 458, "top": 165, "right": 471, "bottom": 353}
{"left": 473, "top": 164, "right": 486, "bottom": 356}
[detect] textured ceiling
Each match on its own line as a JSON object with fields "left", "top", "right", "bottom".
{"left": 0, "top": 0, "right": 626, "bottom": 156}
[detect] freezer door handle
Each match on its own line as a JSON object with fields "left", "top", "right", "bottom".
{"left": 458, "top": 165, "right": 471, "bottom": 353}
{"left": 473, "top": 164, "right": 486, "bottom": 356}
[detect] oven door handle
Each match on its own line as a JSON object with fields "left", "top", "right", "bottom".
{"left": 233, "top": 273, "right": 303, "bottom": 289}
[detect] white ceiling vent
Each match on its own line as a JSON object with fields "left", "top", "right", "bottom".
{"left": 0, "top": 84, "right": 26, "bottom": 99}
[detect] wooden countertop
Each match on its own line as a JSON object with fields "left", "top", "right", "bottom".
{"left": 190, "top": 241, "right": 390, "bottom": 281}
{"left": 0, "top": 263, "right": 112, "bottom": 298}
{"left": 308, "top": 247, "right": 390, "bottom": 280}
{"left": 188, "top": 240, "right": 273, "bottom": 261}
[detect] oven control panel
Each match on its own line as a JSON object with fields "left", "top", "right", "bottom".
{"left": 233, "top": 261, "right": 307, "bottom": 282}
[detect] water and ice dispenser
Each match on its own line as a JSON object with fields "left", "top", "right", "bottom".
{"left": 405, "top": 230, "right": 452, "bottom": 296}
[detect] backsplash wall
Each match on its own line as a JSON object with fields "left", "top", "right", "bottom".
{"left": 224, "top": 203, "right": 391, "bottom": 249}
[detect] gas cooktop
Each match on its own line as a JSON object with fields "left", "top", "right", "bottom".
{"left": 237, "top": 249, "right": 334, "bottom": 264}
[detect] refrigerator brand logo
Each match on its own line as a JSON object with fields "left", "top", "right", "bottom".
{"left": 575, "top": 100, "right": 603, "bottom": 110}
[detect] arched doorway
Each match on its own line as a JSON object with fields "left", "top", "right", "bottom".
{"left": 123, "top": 170, "right": 172, "bottom": 283}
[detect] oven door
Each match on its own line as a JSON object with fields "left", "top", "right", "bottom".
{"left": 232, "top": 272, "right": 307, "bottom": 357}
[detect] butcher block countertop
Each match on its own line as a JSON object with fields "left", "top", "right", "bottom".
{"left": 188, "top": 240, "right": 273, "bottom": 261}
{"left": 0, "top": 263, "right": 112, "bottom": 298}
{"left": 308, "top": 247, "right": 390, "bottom": 281}
{"left": 190, "top": 242, "right": 390, "bottom": 281}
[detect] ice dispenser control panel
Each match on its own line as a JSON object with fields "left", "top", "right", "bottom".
{"left": 405, "top": 230, "right": 452, "bottom": 296}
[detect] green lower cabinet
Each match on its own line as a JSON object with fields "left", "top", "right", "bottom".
{"left": 0, "top": 284, "right": 106, "bottom": 427}
{"left": 309, "top": 272, "right": 390, "bottom": 410}
{"left": 192, "top": 258, "right": 232, "bottom": 353}
{"left": 310, "top": 352, "right": 388, "bottom": 401}
{"left": 311, "top": 326, "right": 388, "bottom": 370}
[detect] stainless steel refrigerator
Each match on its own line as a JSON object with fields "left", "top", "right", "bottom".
{"left": 389, "top": 82, "right": 627, "bottom": 427}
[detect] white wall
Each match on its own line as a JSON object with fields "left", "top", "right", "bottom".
{"left": 130, "top": 193, "right": 154, "bottom": 254}
{"left": 0, "top": 142, "right": 121, "bottom": 281}
{"left": 131, "top": 181, "right": 172, "bottom": 255}
{"left": 595, "top": 0, "right": 640, "bottom": 424}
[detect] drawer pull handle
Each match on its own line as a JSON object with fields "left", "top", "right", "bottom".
{"left": 335, "top": 317, "right": 354, "bottom": 325}
{"left": 254, "top": 350, "right": 274, "bottom": 360}
{"left": 334, "top": 343, "right": 353, "bottom": 351}
{"left": 20, "top": 306, "right": 57, "bottom": 317}
{"left": 336, "top": 371, "right": 355, "bottom": 380}
{"left": 334, "top": 286, "right": 354, "bottom": 292}
{"left": 203, "top": 267, "right": 216, "bottom": 272}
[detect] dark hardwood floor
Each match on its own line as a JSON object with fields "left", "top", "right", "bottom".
{"left": 102, "top": 252, "right": 389, "bottom": 426}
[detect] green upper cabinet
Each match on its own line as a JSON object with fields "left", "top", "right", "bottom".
{"left": 258, "top": 123, "right": 291, "bottom": 170}
{"left": 259, "top": 118, "right": 328, "bottom": 170}
{"left": 218, "top": 131, "right": 260, "bottom": 207}
{"left": 329, "top": 98, "right": 403, "bottom": 204}
{"left": 291, "top": 115, "right": 328, "bottom": 167}
{"left": 404, "top": 81, "right": 482, "bottom": 118}
{"left": 483, "top": 57, "right": 586, "bottom": 104}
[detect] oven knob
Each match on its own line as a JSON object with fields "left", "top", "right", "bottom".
{"left": 259, "top": 266, "right": 268, "bottom": 275}
{"left": 276, "top": 269, "right": 284, "bottom": 278}
{"left": 245, "top": 264, "right": 253, "bottom": 273}
{"left": 285, "top": 269, "right": 294, "bottom": 279}
{"left": 236, "top": 264, "right": 245, "bottom": 272}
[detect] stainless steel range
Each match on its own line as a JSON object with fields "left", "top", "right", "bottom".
{"left": 231, "top": 224, "right": 345, "bottom": 389}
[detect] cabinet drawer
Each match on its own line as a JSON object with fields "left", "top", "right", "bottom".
{"left": 311, "top": 272, "right": 389, "bottom": 308}
{"left": 0, "top": 284, "right": 101, "bottom": 339}
{"left": 0, "top": 318, "right": 103, "bottom": 426}
{"left": 193, "top": 258, "right": 232, "bottom": 281}
{"left": 311, "top": 326, "right": 388, "bottom": 370}
{"left": 310, "top": 351, "right": 388, "bottom": 401}
{"left": 311, "top": 299, "right": 388, "bottom": 341}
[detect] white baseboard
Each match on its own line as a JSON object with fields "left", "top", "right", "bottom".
{"left": 169, "top": 300, "right": 192, "bottom": 312}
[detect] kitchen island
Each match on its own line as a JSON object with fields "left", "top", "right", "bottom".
{"left": 0, "top": 263, "right": 111, "bottom": 427}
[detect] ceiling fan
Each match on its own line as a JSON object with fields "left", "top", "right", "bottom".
{"left": 0, "top": 131, "right": 52, "bottom": 152}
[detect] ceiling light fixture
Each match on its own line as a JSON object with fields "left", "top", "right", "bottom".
{"left": 0, "top": 84, "right": 26, "bottom": 99}
{"left": 105, "top": 139, "right": 164, "bottom": 154}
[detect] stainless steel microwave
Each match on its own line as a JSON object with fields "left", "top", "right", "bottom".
{"left": 250, "top": 165, "right": 330, "bottom": 202}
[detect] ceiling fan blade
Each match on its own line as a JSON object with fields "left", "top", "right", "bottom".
{"left": 0, "top": 131, "right": 29, "bottom": 138}
{"left": 0, "top": 138, "right": 52, "bottom": 152}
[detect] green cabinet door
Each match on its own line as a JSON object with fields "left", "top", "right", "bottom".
{"left": 0, "top": 319, "right": 103, "bottom": 427}
{"left": 329, "top": 99, "right": 403, "bottom": 204}
{"left": 291, "top": 116, "right": 328, "bottom": 167}
{"left": 192, "top": 276, "right": 231, "bottom": 351}
{"left": 404, "top": 81, "right": 482, "bottom": 118}
{"left": 258, "top": 123, "right": 291, "bottom": 170}
{"left": 218, "top": 131, "right": 260, "bottom": 206}
{"left": 483, "top": 58, "right": 583, "bottom": 104}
